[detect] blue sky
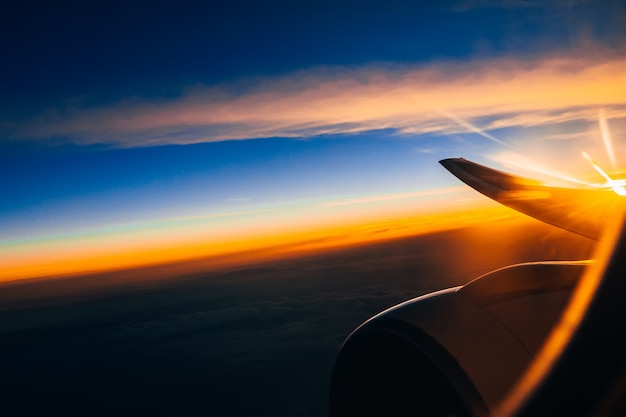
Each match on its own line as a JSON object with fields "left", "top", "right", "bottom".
{"left": 2, "top": 0, "right": 626, "bottom": 278}
{"left": 2, "top": 0, "right": 624, "bottom": 119}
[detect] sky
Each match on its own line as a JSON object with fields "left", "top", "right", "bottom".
{"left": 2, "top": 0, "right": 626, "bottom": 281}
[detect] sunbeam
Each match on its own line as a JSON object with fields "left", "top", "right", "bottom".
{"left": 599, "top": 108, "right": 617, "bottom": 169}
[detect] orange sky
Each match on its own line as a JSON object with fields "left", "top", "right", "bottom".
{"left": 0, "top": 193, "right": 524, "bottom": 283}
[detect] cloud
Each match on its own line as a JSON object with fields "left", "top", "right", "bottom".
{"left": 451, "top": 0, "right": 543, "bottom": 11}
{"left": 451, "top": 0, "right": 592, "bottom": 12}
{"left": 322, "top": 186, "right": 467, "bottom": 207}
{"left": 541, "top": 131, "right": 593, "bottom": 141}
{"left": 8, "top": 48, "right": 626, "bottom": 147}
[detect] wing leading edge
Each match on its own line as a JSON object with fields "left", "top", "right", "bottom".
{"left": 439, "top": 158, "right": 622, "bottom": 240}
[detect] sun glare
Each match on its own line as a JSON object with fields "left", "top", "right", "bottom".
{"left": 582, "top": 151, "right": 626, "bottom": 196}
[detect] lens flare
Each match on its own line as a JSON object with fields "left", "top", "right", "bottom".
{"left": 582, "top": 151, "right": 626, "bottom": 196}
{"left": 435, "top": 108, "right": 508, "bottom": 146}
{"left": 493, "top": 152, "right": 595, "bottom": 187}
{"left": 599, "top": 108, "right": 617, "bottom": 169}
{"left": 489, "top": 109, "right": 624, "bottom": 195}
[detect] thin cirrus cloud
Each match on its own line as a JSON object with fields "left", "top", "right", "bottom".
{"left": 13, "top": 49, "right": 626, "bottom": 148}
{"left": 322, "top": 186, "right": 468, "bottom": 207}
{"left": 450, "top": 0, "right": 592, "bottom": 12}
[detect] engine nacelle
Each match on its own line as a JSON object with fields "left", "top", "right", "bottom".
{"left": 329, "top": 261, "right": 587, "bottom": 417}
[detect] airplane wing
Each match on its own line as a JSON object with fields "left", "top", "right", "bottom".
{"left": 439, "top": 158, "right": 621, "bottom": 240}
{"left": 331, "top": 157, "right": 626, "bottom": 417}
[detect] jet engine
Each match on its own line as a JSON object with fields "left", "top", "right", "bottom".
{"left": 330, "top": 158, "right": 625, "bottom": 417}
{"left": 329, "top": 261, "right": 586, "bottom": 417}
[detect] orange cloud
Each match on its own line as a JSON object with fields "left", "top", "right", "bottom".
{"left": 14, "top": 48, "right": 626, "bottom": 146}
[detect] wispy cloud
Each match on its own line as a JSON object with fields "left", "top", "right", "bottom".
{"left": 322, "top": 187, "right": 467, "bottom": 207}
{"left": 451, "top": 0, "right": 592, "bottom": 12}
{"left": 8, "top": 49, "right": 626, "bottom": 147}
{"left": 541, "top": 131, "right": 592, "bottom": 141}
{"left": 451, "top": 0, "right": 543, "bottom": 12}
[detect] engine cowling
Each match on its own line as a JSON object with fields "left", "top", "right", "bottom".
{"left": 329, "top": 261, "right": 588, "bottom": 417}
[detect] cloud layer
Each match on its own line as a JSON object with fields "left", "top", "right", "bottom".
{"left": 10, "top": 49, "right": 626, "bottom": 147}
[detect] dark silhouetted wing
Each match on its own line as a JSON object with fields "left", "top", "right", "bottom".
{"left": 439, "top": 158, "right": 621, "bottom": 240}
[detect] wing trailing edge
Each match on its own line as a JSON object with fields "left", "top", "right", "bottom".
{"left": 439, "top": 158, "right": 622, "bottom": 240}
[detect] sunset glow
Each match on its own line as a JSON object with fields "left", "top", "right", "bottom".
{"left": 1, "top": 190, "right": 514, "bottom": 282}
{"left": 3, "top": 3, "right": 626, "bottom": 416}
{"left": 1, "top": 1, "right": 625, "bottom": 286}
